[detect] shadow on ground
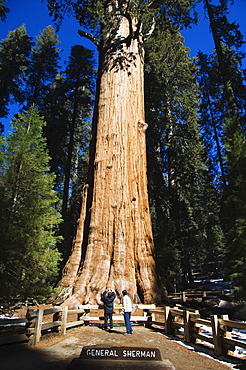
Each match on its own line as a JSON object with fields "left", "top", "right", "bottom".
{"left": 1, "top": 325, "right": 246, "bottom": 370}
{"left": 0, "top": 342, "right": 72, "bottom": 370}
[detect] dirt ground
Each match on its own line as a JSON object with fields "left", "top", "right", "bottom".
{"left": 1, "top": 305, "right": 246, "bottom": 370}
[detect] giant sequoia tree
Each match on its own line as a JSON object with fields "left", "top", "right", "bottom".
{"left": 48, "top": 0, "right": 196, "bottom": 307}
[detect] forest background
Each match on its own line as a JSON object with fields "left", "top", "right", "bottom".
{"left": 0, "top": 0, "right": 246, "bottom": 304}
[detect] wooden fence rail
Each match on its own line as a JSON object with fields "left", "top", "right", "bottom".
{"left": 23, "top": 303, "right": 156, "bottom": 346}
{"left": 149, "top": 306, "right": 246, "bottom": 356}
{"left": 1, "top": 299, "right": 245, "bottom": 358}
{"left": 167, "top": 290, "right": 229, "bottom": 303}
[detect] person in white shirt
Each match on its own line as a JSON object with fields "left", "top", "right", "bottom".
{"left": 122, "top": 290, "right": 133, "bottom": 334}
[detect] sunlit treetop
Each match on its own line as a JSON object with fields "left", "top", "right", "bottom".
{"left": 46, "top": 0, "right": 199, "bottom": 45}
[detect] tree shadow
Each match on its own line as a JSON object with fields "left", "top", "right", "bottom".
{"left": 95, "top": 322, "right": 127, "bottom": 335}
{"left": 0, "top": 342, "right": 72, "bottom": 370}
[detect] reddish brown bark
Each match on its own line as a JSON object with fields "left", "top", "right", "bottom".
{"left": 56, "top": 15, "right": 166, "bottom": 307}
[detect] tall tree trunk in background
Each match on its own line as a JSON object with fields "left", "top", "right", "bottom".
{"left": 56, "top": 15, "right": 166, "bottom": 307}
{"left": 207, "top": 93, "right": 226, "bottom": 185}
{"left": 204, "top": 0, "right": 240, "bottom": 125}
{"left": 62, "top": 85, "right": 79, "bottom": 221}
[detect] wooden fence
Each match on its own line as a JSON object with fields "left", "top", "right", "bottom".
{"left": 1, "top": 299, "right": 245, "bottom": 358}
{"left": 149, "top": 305, "right": 246, "bottom": 357}
{"left": 0, "top": 304, "right": 155, "bottom": 347}
{"left": 167, "top": 289, "right": 229, "bottom": 303}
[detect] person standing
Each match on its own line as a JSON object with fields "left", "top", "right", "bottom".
{"left": 122, "top": 289, "right": 133, "bottom": 335}
{"left": 101, "top": 289, "right": 116, "bottom": 330}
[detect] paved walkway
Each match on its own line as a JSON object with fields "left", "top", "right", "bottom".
{"left": 0, "top": 325, "right": 245, "bottom": 369}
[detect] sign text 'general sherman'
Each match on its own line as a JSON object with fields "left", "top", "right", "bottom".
{"left": 85, "top": 347, "right": 158, "bottom": 359}
{"left": 67, "top": 345, "right": 176, "bottom": 369}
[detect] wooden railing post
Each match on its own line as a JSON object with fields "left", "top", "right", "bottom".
{"left": 183, "top": 310, "right": 199, "bottom": 343}
{"left": 221, "top": 314, "right": 235, "bottom": 355}
{"left": 164, "top": 306, "right": 173, "bottom": 334}
{"left": 25, "top": 309, "right": 35, "bottom": 345}
{"left": 144, "top": 308, "right": 155, "bottom": 328}
{"left": 84, "top": 307, "right": 90, "bottom": 325}
{"left": 182, "top": 292, "right": 186, "bottom": 303}
{"left": 53, "top": 308, "right": 62, "bottom": 332}
{"left": 60, "top": 306, "right": 68, "bottom": 335}
{"left": 32, "top": 309, "right": 43, "bottom": 346}
{"left": 151, "top": 310, "right": 155, "bottom": 323}
{"left": 221, "top": 315, "right": 232, "bottom": 339}
{"left": 211, "top": 314, "right": 223, "bottom": 356}
{"left": 183, "top": 310, "right": 191, "bottom": 343}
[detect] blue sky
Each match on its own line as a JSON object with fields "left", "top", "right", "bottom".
{"left": 182, "top": 0, "right": 246, "bottom": 59}
{"left": 1, "top": 0, "right": 246, "bottom": 132}
{"left": 1, "top": 0, "right": 94, "bottom": 68}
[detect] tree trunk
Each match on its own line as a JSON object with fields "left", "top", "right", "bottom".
{"left": 204, "top": 0, "right": 240, "bottom": 125}
{"left": 207, "top": 93, "right": 226, "bottom": 186}
{"left": 61, "top": 85, "right": 79, "bottom": 221}
{"left": 56, "top": 14, "right": 166, "bottom": 307}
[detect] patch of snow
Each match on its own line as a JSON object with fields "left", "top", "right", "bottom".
{"left": 0, "top": 314, "right": 18, "bottom": 319}
{"left": 0, "top": 313, "right": 25, "bottom": 327}
{"left": 157, "top": 331, "right": 240, "bottom": 369}
{"left": 164, "top": 322, "right": 246, "bottom": 364}
{"left": 195, "top": 324, "right": 246, "bottom": 359}
{"left": 231, "top": 328, "right": 246, "bottom": 357}
{"left": 192, "top": 275, "right": 233, "bottom": 293}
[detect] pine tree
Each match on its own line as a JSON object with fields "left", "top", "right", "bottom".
{"left": 203, "top": 0, "right": 245, "bottom": 130}
{"left": 198, "top": 0, "right": 246, "bottom": 297}
{"left": 222, "top": 118, "right": 246, "bottom": 299}
{"left": 39, "top": 72, "right": 69, "bottom": 186}
{"left": 0, "top": 0, "right": 9, "bottom": 22}
{"left": 144, "top": 16, "right": 224, "bottom": 290}
{"left": 60, "top": 46, "right": 94, "bottom": 254}
{"left": 198, "top": 1, "right": 246, "bottom": 184}
{"left": 0, "top": 107, "right": 62, "bottom": 301}
{"left": 197, "top": 51, "right": 227, "bottom": 186}
{"left": 24, "top": 25, "right": 60, "bottom": 107}
{"left": 58, "top": 45, "right": 95, "bottom": 222}
{"left": 0, "top": 25, "right": 31, "bottom": 119}
{"left": 37, "top": 46, "right": 95, "bottom": 260}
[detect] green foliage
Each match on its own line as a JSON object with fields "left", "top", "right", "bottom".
{"left": 1, "top": 0, "right": 245, "bottom": 300}
{"left": 0, "top": 0, "right": 9, "bottom": 22}
{"left": 198, "top": 0, "right": 246, "bottom": 298}
{"left": 47, "top": 0, "right": 198, "bottom": 45}
{"left": 0, "top": 107, "right": 62, "bottom": 301}
{"left": 0, "top": 20, "right": 95, "bottom": 275}
{"left": 161, "top": 0, "right": 199, "bottom": 28}
{"left": 221, "top": 117, "right": 246, "bottom": 299}
{"left": 40, "top": 45, "right": 95, "bottom": 260}
{"left": 145, "top": 18, "right": 224, "bottom": 290}
{"left": 25, "top": 25, "right": 61, "bottom": 106}
{"left": 0, "top": 25, "right": 32, "bottom": 118}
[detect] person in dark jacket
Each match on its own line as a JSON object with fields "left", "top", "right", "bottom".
{"left": 101, "top": 289, "right": 116, "bottom": 330}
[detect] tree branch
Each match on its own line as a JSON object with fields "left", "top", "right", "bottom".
{"left": 78, "top": 29, "right": 99, "bottom": 47}
{"left": 148, "top": 0, "right": 163, "bottom": 9}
